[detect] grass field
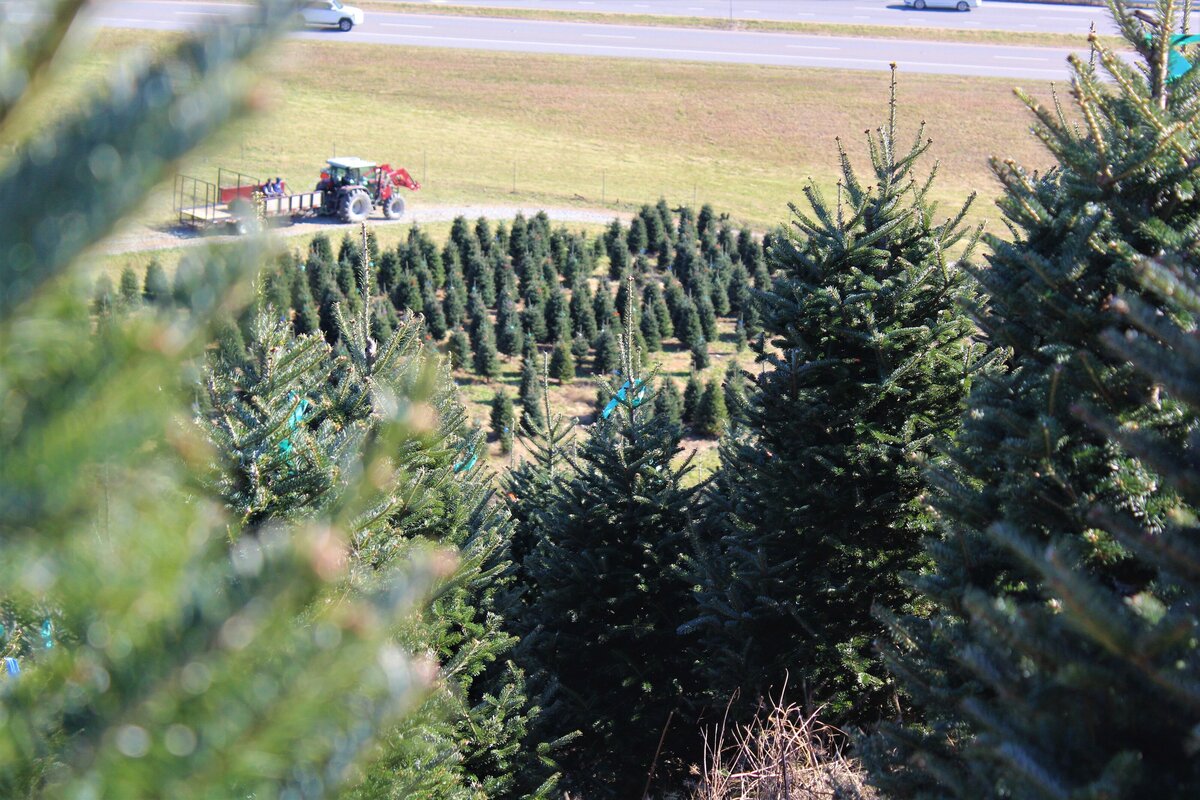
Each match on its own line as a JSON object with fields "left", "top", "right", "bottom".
{"left": 53, "top": 29, "right": 1066, "bottom": 244}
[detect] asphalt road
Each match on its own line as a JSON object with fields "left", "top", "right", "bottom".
{"left": 392, "top": 0, "right": 1119, "bottom": 35}
{"left": 88, "top": 1, "right": 1089, "bottom": 79}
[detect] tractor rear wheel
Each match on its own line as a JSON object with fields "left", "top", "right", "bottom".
{"left": 339, "top": 189, "right": 372, "bottom": 223}
{"left": 383, "top": 195, "right": 406, "bottom": 220}
{"left": 339, "top": 17, "right": 353, "bottom": 31}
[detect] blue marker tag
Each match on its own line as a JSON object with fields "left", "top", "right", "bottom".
{"left": 601, "top": 379, "right": 648, "bottom": 419}
{"left": 40, "top": 619, "right": 53, "bottom": 649}
{"left": 4, "top": 657, "right": 19, "bottom": 677}
{"left": 453, "top": 442, "right": 479, "bottom": 473}
{"left": 279, "top": 394, "right": 311, "bottom": 463}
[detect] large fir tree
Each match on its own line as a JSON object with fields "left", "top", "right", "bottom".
{"left": 513, "top": 318, "right": 702, "bottom": 798}
{"left": 688, "top": 69, "right": 982, "bottom": 721}
{"left": 865, "top": 4, "right": 1200, "bottom": 796}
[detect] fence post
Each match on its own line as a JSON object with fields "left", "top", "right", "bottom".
{"left": 602, "top": 170, "right": 606, "bottom": 204}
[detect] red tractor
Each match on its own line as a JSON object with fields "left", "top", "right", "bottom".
{"left": 315, "top": 157, "right": 421, "bottom": 223}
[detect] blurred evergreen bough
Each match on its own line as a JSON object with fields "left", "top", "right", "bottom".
{"left": 0, "top": 2, "right": 449, "bottom": 796}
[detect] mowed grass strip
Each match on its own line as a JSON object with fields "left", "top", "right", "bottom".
{"left": 43, "top": 28, "right": 1065, "bottom": 237}
{"left": 360, "top": 2, "right": 1118, "bottom": 50}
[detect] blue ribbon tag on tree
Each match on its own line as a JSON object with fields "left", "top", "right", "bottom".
{"left": 40, "top": 619, "right": 53, "bottom": 649}
{"left": 453, "top": 441, "right": 478, "bottom": 473}
{"left": 601, "top": 378, "right": 648, "bottom": 419}
{"left": 279, "top": 394, "right": 311, "bottom": 461}
{"left": 4, "top": 657, "right": 18, "bottom": 677}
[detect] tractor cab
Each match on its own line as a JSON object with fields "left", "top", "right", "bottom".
{"left": 321, "top": 156, "right": 376, "bottom": 190}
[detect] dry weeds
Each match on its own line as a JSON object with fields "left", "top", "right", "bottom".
{"left": 692, "top": 696, "right": 878, "bottom": 800}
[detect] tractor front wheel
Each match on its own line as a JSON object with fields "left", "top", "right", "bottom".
{"left": 339, "top": 189, "right": 372, "bottom": 223}
{"left": 383, "top": 195, "right": 406, "bottom": 220}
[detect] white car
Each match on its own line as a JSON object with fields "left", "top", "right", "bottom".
{"left": 904, "top": 0, "right": 982, "bottom": 9}
{"left": 302, "top": 0, "right": 364, "bottom": 31}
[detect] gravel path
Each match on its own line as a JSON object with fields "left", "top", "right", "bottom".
{"left": 101, "top": 204, "right": 633, "bottom": 255}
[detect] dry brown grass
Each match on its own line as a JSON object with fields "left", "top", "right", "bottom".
{"left": 692, "top": 695, "right": 877, "bottom": 800}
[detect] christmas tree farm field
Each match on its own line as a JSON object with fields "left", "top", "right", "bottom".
{"left": 48, "top": 28, "right": 1061, "bottom": 232}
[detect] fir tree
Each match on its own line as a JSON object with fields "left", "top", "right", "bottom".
{"left": 591, "top": 326, "right": 620, "bottom": 376}
{"left": 727, "top": 259, "right": 752, "bottom": 317}
{"left": 655, "top": 376, "right": 684, "bottom": 438}
{"left": 696, "top": 376, "right": 728, "bottom": 438}
{"left": 722, "top": 357, "right": 748, "bottom": 429}
{"left": 119, "top": 264, "right": 141, "bottom": 305}
{"left": 627, "top": 215, "right": 649, "bottom": 254}
{"left": 519, "top": 352, "right": 546, "bottom": 434}
{"left": 549, "top": 338, "right": 575, "bottom": 383}
{"left": 683, "top": 372, "right": 703, "bottom": 427}
{"left": 607, "top": 241, "right": 630, "bottom": 281}
{"left": 421, "top": 282, "right": 447, "bottom": 341}
{"left": 391, "top": 271, "right": 421, "bottom": 316}
{"left": 675, "top": 296, "right": 703, "bottom": 346}
{"left": 640, "top": 203, "right": 665, "bottom": 252}
{"left": 689, "top": 335, "right": 710, "bottom": 371}
{"left": 475, "top": 216, "right": 494, "bottom": 255}
{"left": 646, "top": 280, "right": 674, "bottom": 339}
{"left": 640, "top": 301, "right": 662, "bottom": 351}
{"left": 442, "top": 281, "right": 466, "bottom": 332}
{"left": 143, "top": 258, "right": 170, "bottom": 306}
{"left": 545, "top": 283, "right": 571, "bottom": 345}
{"left": 571, "top": 329, "right": 590, "bottom": 362}
{"left": 472, "top": 311, "right": 501, "bottom": 380}
{"left": 491, "top": 387, "right": 516, "bottom": 454}
{"left": 569, "top": 276, "right": 597, "bottom": 342}
{"left": 522, "top": 292, "right": 549, "bottom": 344}
{"left": 696, "top": 291, "right": 719, "bottom": 341}
{"left": 377, "top": 248, "right": 401, "bottom": 296}
{"left": 656, "top": 197, "right": 675, "bottom": 244}
{"left": 689, "top": 68, "right": 981, "bottom": 722}
{"left": 592, "top": 281, "right": 617, "bottom": 332}
{"left": 513, "top": 310, "right": 701, "bottom": 798}
{"left": 496, "top": 283, "right": 524, "bottom": 357}
{"left": 448, "top": 326, "right": 471, "bottom": 370}
{"left": 865, "top": 6, "right": 1200, "bottom": 795}
{"left": 291, "top": 269, "right": 320, "bottom": 336}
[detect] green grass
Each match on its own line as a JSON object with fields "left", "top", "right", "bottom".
{"left": 362, "top": 2, "right": 1119, "bottom": 50}
{"left": 59, "top": 28, "right": 1064, "bottom": 251}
